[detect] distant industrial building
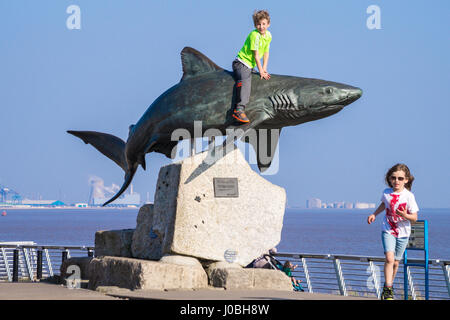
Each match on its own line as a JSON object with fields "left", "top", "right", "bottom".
{"left": 344, "top": 202, "right": 354, "bottom": 209}
{"left": 354, "top": 202, "right": 376, "bottom": 209}
{"left": 92, "top": 192, "right": 140, "bottom": 206}
{"left": 21, "top": 200, "right": 66, "bottom": 207}
{"left": 306, "top": 198, "right": 322, "bottom": 209}
{"left": 334, "top": 202, "right": 345, "bottom": 209}
{"left": 1, "top": 184, "right": 69, "bottom": 207}
{"left": 88, "top": 177, "right": 141, "bottom": 207}
{"left": 75, "top": 203, "right": 88, "bottom": 208}
{"left": 306, "top": 197, "right": 375, "bottom": 210}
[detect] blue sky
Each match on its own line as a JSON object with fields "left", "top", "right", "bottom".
{"left": 0, "top": 1, "right": 449, "bottom": 208}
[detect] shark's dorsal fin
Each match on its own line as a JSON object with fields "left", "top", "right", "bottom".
{"left": 180, "top": 47, "right": 223, "bottom": 81}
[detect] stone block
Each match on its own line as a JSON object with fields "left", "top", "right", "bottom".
{"left": 149, "top": 148, "right": 286, "bottom": 266}
{"left": 206, "top": 263, "right": 292, "bottom": 290}
{"left": 95, "top": 229, "right": 134, "bottom": 258}
{"left": 159, "top": 254, "right": 204, "bottom": 267}
{"left": 88, "top": 256, "right": 208, "bottom": 291}
{"left": 208, "top": 265, "right": 254, "bottom": 289}
{"left": 252, "top": 268, "right": 293, "bottom": 290}
{"left": 131, "top": 204, "right": 162, "bottom": 260}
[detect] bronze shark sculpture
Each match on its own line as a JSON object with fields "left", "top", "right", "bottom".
{"left": 68, "top": 47, "right": 362, "bottom": 205}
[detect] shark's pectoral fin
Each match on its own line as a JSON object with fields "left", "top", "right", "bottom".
{"left": 242, "top": 128, "right": 282, "bottom": 172}
{"left": 202, "top": 112, "right": 271, "bottom": 169}
{"left": 184, "top": 115, "right": 270, "bottom": 184}
{"left": 221, "top": 111, "right": 271, "bottom": 148}
{"left": 138, "top": 154, "right": 146, "bottom": 171}
{"left": 67, "top": 130, "right": 127, "bottom": 171}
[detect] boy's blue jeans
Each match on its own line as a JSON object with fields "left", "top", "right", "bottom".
{"left": 232, "top": 59, "right": 252, "bottom": 110}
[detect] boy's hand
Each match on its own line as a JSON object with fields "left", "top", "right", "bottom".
{"left": 367, "top": 214, "right": 376, "bottom": 224}
{"left": 260, "top": 70, "right": 271, "bottom": 80}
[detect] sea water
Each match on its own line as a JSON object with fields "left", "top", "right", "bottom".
{"left": 0, "top": 208, "right": 448, "bottom": 259}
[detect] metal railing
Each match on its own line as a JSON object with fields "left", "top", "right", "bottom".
{"left": 273, "top": 252, "right": 450, "bottom": 300}
{"left": 1, "top": 243, "right": 449, "bottom": 300}
{"left": 0, "top": 243, "right": 93, "bottom": 282}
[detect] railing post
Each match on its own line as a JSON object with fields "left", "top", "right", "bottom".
{"left": 44, "top": 249, "right": 54, "bottom": 277}
{"left": 36, "top": 249, "right": 43, "bottom": 280}
{"left": 62, "top": 249, "right": 68, "bottom": 263}
{"left": 333, "top": 257, "right": 347, "bottom": 296}
{"left": 12, "top": 248, "right": 19, "bottom": 282}
{"left": 1, "top": 247, "right": 12, "bottom": 282}
{"left": 442, "top": 264, "right": 450, "bottom": 299}
{"left": 301, "top": 257, "right": 313, "bottom": 293}
{"left": 87, "top": 249, "right": 93, "bottom": 258}
{"left": 369, "top": 260, "right": 381, "bottom": 299}
{"left": 22, "top": 248, "right": 34, "bottom": 281}
{"left": 406, "top": 266, "right": 416, "bottom": 300}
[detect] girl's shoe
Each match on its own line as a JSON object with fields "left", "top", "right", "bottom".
{"left": 388, "top": 286, "right": 395, "bottom": 300}
{"left": 381, "top": 286, "right": 394, "bottom": 300}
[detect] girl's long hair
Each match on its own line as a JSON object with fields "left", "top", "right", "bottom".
{"left": 385, "top": 163, "right": 414, "bottom": 191}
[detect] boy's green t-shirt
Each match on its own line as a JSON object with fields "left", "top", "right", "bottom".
{"left": 237, "top": 29, "right": 272, "bottom": 69}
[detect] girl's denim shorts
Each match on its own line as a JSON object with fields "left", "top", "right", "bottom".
{"left": 381, "top": 231, "right": 409, "bottom": 261}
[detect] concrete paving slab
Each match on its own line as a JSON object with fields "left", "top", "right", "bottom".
{"left": 0, "top": 282, "right": 119, "bottom": 300}
{"left": 102, "top": 287, "right": 374, "bottom": 300}
{"left": 0, "top": 282, "right": 375, "bottom": 300}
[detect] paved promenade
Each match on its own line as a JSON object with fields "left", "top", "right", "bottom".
{"left": 0, "top": 282, "right": 374, "bottom": 300}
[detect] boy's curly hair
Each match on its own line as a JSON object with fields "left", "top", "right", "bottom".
{"left": 253, "top": 10, "right": 270, "bottom": 26}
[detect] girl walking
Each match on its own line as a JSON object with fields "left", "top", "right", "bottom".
{"left": 367, "top": 164, "right": 419, "bottom": 300}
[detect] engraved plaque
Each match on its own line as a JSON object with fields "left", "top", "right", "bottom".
{"left": 213, "top": 178, "right": 239, "bottom": 198}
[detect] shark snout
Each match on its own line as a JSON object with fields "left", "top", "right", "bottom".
{"left": 342, "top": 87, "right": 362, "bottom": 105}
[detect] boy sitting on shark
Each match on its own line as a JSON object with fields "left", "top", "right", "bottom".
{"left": 232, "top": 10, "right": 272, "bottom": 124}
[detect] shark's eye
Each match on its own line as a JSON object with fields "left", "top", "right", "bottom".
{"left": 325, "top": 87, "right": 333, "bottom": 94}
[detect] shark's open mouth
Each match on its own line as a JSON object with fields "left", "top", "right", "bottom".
{"left": 313, "top": 104, "right": 344, "bottom": 112}
{"left": 328, "top": 104, "right": 344, "bottom": 109}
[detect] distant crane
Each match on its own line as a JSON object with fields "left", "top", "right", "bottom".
{"left": 0, "top": 184, "right": 23, "bottom": 204}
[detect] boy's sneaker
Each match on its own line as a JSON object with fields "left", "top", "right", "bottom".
{"left": 381, "top": 286, "right": 394, "bottom": 300}
{"left": 232, "top": 108, "right": 250, "bottom": 123}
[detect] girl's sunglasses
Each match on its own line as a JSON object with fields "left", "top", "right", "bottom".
{"left": 390, "top": 176, "right": 405, "bottom": 181}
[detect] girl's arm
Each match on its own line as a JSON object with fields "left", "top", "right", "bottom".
{"left": 367, "top": 202, "right": 385, "bottom": 224}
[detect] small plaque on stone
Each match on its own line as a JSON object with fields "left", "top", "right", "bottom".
{"left": 213, "top": 178, "right": 239, "bottom": 198}
{"left": 224, "top": 249, "right": 238, "bottom": 263}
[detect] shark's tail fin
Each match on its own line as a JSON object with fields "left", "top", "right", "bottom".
{"left": 67, "top": 130, "right": 127, "bottom": 171}
{"left": 67, "top": 130, "right": 136, "bottom": 206}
